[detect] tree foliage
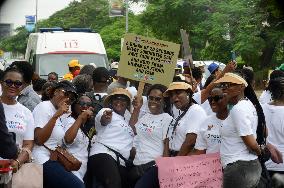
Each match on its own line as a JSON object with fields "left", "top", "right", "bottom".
{"left": 0, "top": 0, "right": 283, "bottom": 70}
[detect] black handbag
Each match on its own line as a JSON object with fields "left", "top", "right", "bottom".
{"left": 98, "top": 143, "right": 133, "bottom": 169}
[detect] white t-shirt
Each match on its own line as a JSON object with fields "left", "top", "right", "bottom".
{"left": 91, "top": 108, "right": 134, "bottom": 166}
{"left": 62, "top": 116, "right": 90, "bottom": 182}
{"left": 32, "top": 101, "right": 66, "bottom": 164}
{"left": 259, "top": 90, "right": 272, "bottom": 104}
{"left": 263, "top": 104, "right": 284, "bottom": 171}
{"left": 192, "top": 91, "right": 214, "bottom": 116}
{"left": 220, "top": 100, "right": 258, "bottom": 167}
{"left": 133, "top": 113, "right": 173, "bottom": 165}
{"left": 168, "top": 104, "right": 207, "bottom": 151}
{"left": 195, "top": 115, "right": 222, "bottom": 154}
{"left": 2, "top": 102, "right": 34, "bottom": 148}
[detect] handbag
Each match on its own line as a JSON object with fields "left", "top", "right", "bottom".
{"left": 12, "top": 163, "right": 43, "bottom": 188}
{"left": 98, "top": 142, "right": 133, "bottom": 169}
{"left": 43, "top": 144, "right": 82, "bottom": 172}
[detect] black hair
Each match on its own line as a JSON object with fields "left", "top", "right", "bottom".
{"left": 41, "top": 81, "right": 57, "bottom": 101}
{"left": 269, "top": 70, "right": 284, "bottom": 80}
{"left": 48, "top": 72, "right": 58, "bottom": 80}
{"left": 240, "top": 68, "right": 254, "bottom": 86}
{"left": 238, "top": 71, "right": 266, "bottom": 145}
{"left": 0, "top": 69, "right": 4, "bottom": 81}
{"left": 72, "top": 74, "right": 93, "bottom": 94}
{"left": 266, "top": 70, "right": 284, "bottom": 91}
{"left": 269, "top": 77, "right": 284, "bottom": 100}
{"left": 2, "top": 67, "right": 23, "bottom": 80}
{"left": 204, "top": 74, "right": 216, "bottom": 89}
{"left": 92, "top": 67, "right": 110, "bottom": 82}
{"left": 80, "top": 65, "right": 96, "bottom": 76}
{"left": 172, "top": 76, "right": 182, "bottom": 82}
{"left": 192, "top": 67, "right": 203, "bottom": 81}
{"left": 146, "top": 84, "right": 171, "bottom": 114}
{"left": 9, "top": 61, "right": 34, "bottom": 84}
{"left": 33, "top": 78, "right": 47, "bottom": 92}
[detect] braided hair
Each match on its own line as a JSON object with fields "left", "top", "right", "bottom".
{"left": 238, "top": 69, "right": 266, "bottom": 145}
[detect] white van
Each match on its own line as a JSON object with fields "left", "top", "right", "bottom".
{"left": 25, "top": 28, "right": 108, "bottom": 78}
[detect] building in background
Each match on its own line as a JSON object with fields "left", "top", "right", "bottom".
{"left": 0, "top": 0, "right": 80, "bottom": 38}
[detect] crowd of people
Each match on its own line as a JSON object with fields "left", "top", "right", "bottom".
{"left": 0, "top": 59, "right": 284, "bottom": 188}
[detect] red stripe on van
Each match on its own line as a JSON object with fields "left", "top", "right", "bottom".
{"left": 47, "top": 51, "right": 97, "bottom": 54}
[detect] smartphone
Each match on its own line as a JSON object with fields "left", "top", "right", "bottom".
{"left": 231, "top": 51, "right": 236, "bottom": 62}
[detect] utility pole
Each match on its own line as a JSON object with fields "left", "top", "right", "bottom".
{"left": 125, "top": 0, "right": 129, "bottom": 33}
{"left": 35, "top": 0, "right": 38, "bottom": 32}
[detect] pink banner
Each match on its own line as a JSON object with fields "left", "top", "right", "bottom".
{"left": 156, "top": 153, "right": 222, "bottom": 188}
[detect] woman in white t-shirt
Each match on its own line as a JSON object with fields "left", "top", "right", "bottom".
{"left": 128, "top": 84, "right": 173, "bottom": 186}
{"left": 88, "top": 88, "right": 134, "bottom": 188}
{"left": 63, "top": 94, "right": 94, "bottom": 182}
{"left": 263, "top": 77, "right": 284, "bottom": 177}
{"left": 193, "top": 87, "right": 229, "bottom": 154}
{"left": 33, "top": 80, "right": 84, "bottom": 188}
{"left": 259, "top": 70, "right": 284, "bottom": 104}
{"left": 215, "top": 73, "right": 262, "bottom": 188}
{"left": 135, "top": 82, "right": 207, "bottom": 188}
{"left": 0, "top": 67, "right": 34, "bottom": 172}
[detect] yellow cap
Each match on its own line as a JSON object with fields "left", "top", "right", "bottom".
{"left": 163, "top": 82, "right": 192, "bottom": 97}
{"left": 214, "top": 73, "right": 248, "bottom": 87}
{"left": 68, "top": 59, "right": 82, "bottom": 68}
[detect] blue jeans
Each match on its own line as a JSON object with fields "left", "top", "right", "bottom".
{"left": 43, "top": 160, "right": 85, "bottom": 188}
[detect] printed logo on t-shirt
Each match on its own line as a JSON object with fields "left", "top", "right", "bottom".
{"left": 7, "top": 121, "right": 24, "bottom": 130}
{"left": 121, "top": 123, "right": 134, "bottom": 137}
{"left": 15, "top": 113, "right": 25, "bottom": 120}
{"left": 207, "top": 125, "right": 213, "bottom": 131}
{"left": 206, "top": 133, "right": 221, "bottom": 144}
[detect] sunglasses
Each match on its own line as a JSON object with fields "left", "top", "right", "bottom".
{"left": 78, "top": 101, "right": 92, "bottom": 107}
{"left": 58, "top": 89, "right": 76, "bottom": 103}
{"left": 219, "top": 83, "right": 239, "bottom": 89}
{"left": 3, "top": 79, "right": 23, "bottom": 88}
{"left": 148, "top": 96, "right": 162, "bottom": 102}
{"left": 208, "top": 95, "right": 224, "bottom": 103}
{"left": 112, "top": 96, "right": 129, "bottom": 102}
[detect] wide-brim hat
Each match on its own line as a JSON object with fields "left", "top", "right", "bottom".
{"left": 214, "top": 73, "right": 248, "bottom": 87}
{"left": 163, "top": 82, "right": 193, "bottom": 97}
{"left": 104, "top": 88, "right": 132, "bottom": 106}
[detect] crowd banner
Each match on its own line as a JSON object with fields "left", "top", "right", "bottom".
{"left": 109, "top": 0, "right": 124, "bottom": 17}
{"left": 156, "top": 153, "right": 223, "bottom": 188}
{"left": 118, "top": 33, "right": 180, "bottom": 86}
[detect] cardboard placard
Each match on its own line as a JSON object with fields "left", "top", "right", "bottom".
{"left": 118, "top": 33, "right": 180, "bottom": 86}
{"left": 156, "top": 153, "right": 223, "bottom": 188}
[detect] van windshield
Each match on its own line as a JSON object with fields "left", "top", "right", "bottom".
{"left": 37, "top": 54, "right": 108, "bottom": 78}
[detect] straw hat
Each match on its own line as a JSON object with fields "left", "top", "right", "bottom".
{"left": 163, "top": 82, "right": 192, "bottom": 97}
{"left": 214, "top": 73, "right": 248, "bottom": 87}
{"left": 104, "top": 88, "right": 132, "bottom": 106}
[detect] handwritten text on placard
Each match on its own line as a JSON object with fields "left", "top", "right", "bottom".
{"left": 156, "top": 153, "right": 223, "bottom": 188}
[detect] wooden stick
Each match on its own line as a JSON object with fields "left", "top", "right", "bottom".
{"left": 137, "top": 81, "right": 145, "bottom": 98}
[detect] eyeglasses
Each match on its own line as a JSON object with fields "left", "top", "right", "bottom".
{"left": 208, "top": 95, "right": 224, "bottom": 103}
{"left": 148, "top": 96, "right": 162, "bottom": 102}
{"left": 78, "top": 101, "right": 92, "bottom": 107}
{"left": 3, "top": 79, "right": 23, "bottom": 88}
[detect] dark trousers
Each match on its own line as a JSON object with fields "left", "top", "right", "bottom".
{"left": 134, "top": 166, "right": 159, "bottom": 188}
{"left": 43, "top": 160, "right": 85, "bottom": 188}
{"left": 223, "top": 159, "right": 262, "bottom": 188}
{"left": 88, "top": 153, "right": 129, "bottom": 188}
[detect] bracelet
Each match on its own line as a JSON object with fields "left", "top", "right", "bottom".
{"left": 21, "top": 147, "right": 32, "bottom": 162}
{"left": 15, "top": 159, "right": 21, "bottom": 169}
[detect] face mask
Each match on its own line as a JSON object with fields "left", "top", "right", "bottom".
{"left": 73, "top": 69, "right": 80, "bottom": 77}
